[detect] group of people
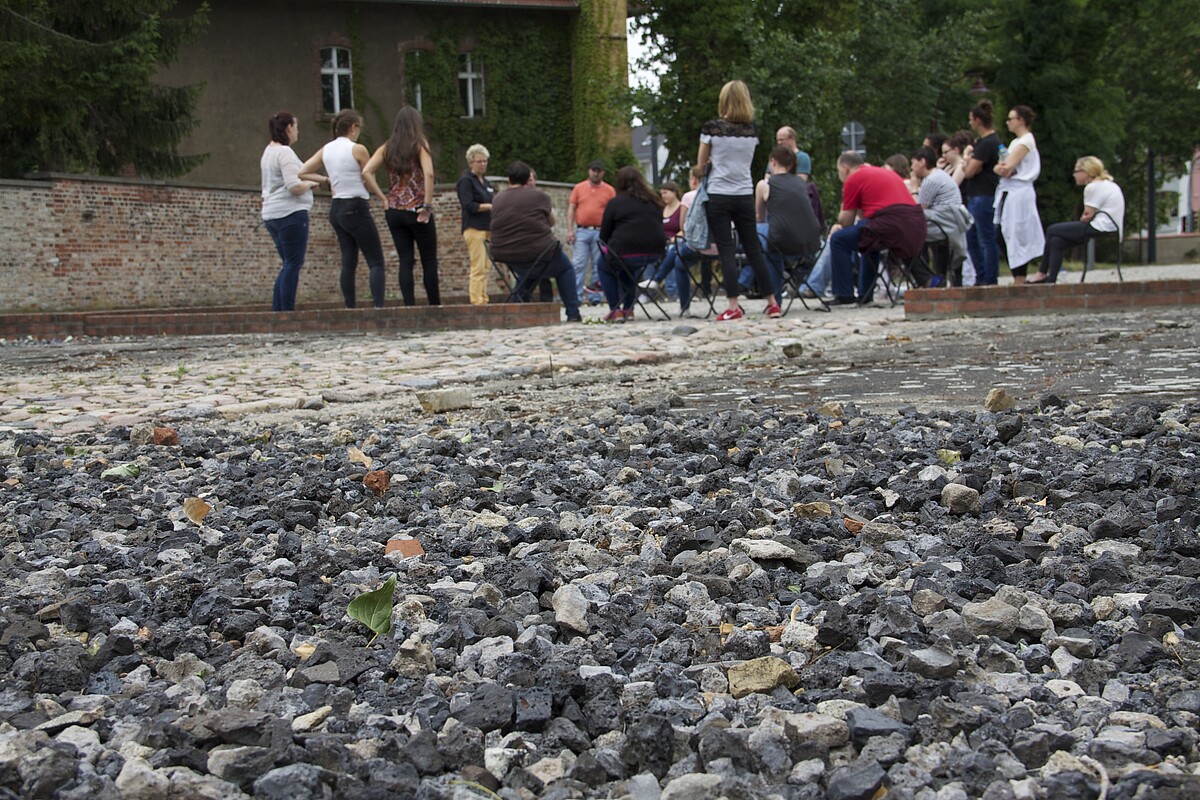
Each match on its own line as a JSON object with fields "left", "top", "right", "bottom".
{"left": 259, "top": 107, "right": 440, "bottom": 312}
{"left": 259, "top": 89, "right": 1127, "bottom": 318}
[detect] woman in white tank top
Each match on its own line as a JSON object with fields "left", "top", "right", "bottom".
{"left": 993, "top": 105, "right": 1045, "bottom": 284}
{"left": 301, "top": 110, "right": 387, "bottom": 307}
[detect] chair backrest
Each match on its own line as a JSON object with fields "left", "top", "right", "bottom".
{"left": 1091, "top": 209, "right": 1123, "bottom": 242}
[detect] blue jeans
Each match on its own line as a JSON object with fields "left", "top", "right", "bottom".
{"left": 508, "top": 246, "right": 582, "bottom": 320}
{"left": 330, "top": 198, "right": 386, "bottom": 307}
{"left": 601, "top": 253, "right": 658, "bottom": 311}
{"left": 966, "top": 194, "right": 999, "bottom": 285}
{"left": 265, "top": 210, "right": 309, "bottom": 312}
{"left": 649, "top": 240, "right": 696, "bottom": 296}
{"left": 830, "top": 220, "right": 881, "bottom": 299}
{"left": 803, "top": 243, "right": 833, "bottom": 296}
{"left": 571, "top": 227, "right": 602, "bottom": 299}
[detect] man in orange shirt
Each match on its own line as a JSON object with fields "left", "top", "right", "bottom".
{"left": 567, "top": 160, "right": 616, "bottom": 302}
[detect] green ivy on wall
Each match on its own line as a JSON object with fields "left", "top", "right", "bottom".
{"left": 404, "top": 20, "right": 576, "bottom": 183}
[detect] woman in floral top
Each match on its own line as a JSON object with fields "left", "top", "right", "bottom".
{"left": 364, "top": 106, "right": 440, "bottom": 306}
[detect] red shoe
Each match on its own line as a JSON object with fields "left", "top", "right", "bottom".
{"left": 715, "top": 307, "right": 744, "bottom": 322}
{"left": 621, "top": 308, "right": 636, "bottom": 320}
{"left": 766, "top": 302, "right": 782, "bottom": 318}
{"left": 602, "top": 309, "right": 626, "bottom": 323}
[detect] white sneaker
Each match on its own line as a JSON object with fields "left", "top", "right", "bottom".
{"left": 637, "top": 279, "right": 659, "bottom": 292}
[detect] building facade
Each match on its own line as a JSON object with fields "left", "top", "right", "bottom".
{"left": 159, "top": 0, "right": 629, "bottom": 187}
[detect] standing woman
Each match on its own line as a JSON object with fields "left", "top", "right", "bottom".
{"left": 364, "top": 106, "right": 440, "bottom": 306}
{"left": 456, "top": 144, "right": 494, "bottom": 305}
{"left": 300, "top": 109, "right": 386, "bottom": 308}
{"left": 261, "top": 112, "right": 322, "bottom": 311}
{"left": 1028, "top": 157, "right": 1125, "bottom": 284}
{"left": 994, "top": 105, "right": 1045, "bottom": 284}
{"left": 698, "top": 80, "right": 780, "bottom": 321}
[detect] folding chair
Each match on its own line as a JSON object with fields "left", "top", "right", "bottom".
{"left": 1080, "top": 210, "right": 1123, "bottom": 283}
{"left": 484, "top": 240, "right": 514, "bottom": 297}
{"left": 600, "top": 241, "right": 672, "bottom": 321}
{"left": 489, "top": 240, "right": 558, "bottom": 303}
{"left": 685, "top": 255, "right": 722, "bottom": 318}
{"left": 763, "top": 233, "right": 830, "bottom": 315}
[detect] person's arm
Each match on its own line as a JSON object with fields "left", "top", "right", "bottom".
{"left": 361, "top": 144, "right": 389, "bottom": 205}
{"left": 835, "top": 208, "right": 856, "bottom": 229}
{"left": 697, "top": 141, "right": 712, "bottom": 172}
{"left": 280, "top": 150, "right": 320, "bottom": 195}
{"left": 566, "top": 199, "right": 577, "bottom": 244}
{"left": 457, "top": 176, "right": 492, "bottom": 214}
{"left": 675, "top": 203, "right": 687, "bottom": 242}
{"left": 995, "top": 143, "right": 1028, "bottom": 177}
{"left": 1081, "top": 205, "right": 1097, "bottom": 223}
{"left": 755, "top": 179, "right": 769, "bottom": 222}
{"left": 299, "top": 147, "right": 326, "bottom": 184}
{"left": 962, "top": 157, "right": 983, "bottom": 179}
{"left": 418, "top": 146, "right": 434, "bottom": 223}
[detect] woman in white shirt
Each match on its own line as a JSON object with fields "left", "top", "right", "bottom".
{"left": 301, "top": 110, "right": 387, "bottom": 308}
{"left": 697, "top": 80, "right": 781, "bottom": 321}
{"left": 1028, "top": 156, "right": 1125, "bottom": 284}
{"left": 260, "top": 112, "right": 323, "bottom": 311}
{"left": 994, "top": 105, "right": 1044, "bottom": 284}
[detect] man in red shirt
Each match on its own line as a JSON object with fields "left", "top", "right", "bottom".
{"left": 567, "top": 160, "right": 616, "bottom": 301}
{"left": 829, "top": 151, "right": 926, "bottom": 305}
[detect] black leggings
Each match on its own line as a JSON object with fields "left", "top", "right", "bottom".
{"left": 385, "top": 209, "right": 440, "bottom": 306}
{"left": 706, "top": 192, "right": 774, "bottom": 301}
{"left": 1041, "top": 221, "right": 1096, "bottom": 282}
{"left": 329, "top": 198, "right": 386, "bottom": 307}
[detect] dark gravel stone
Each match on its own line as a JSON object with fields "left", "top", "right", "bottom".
{"left": 825, "top": 758, "right": 886, "bottom": 800}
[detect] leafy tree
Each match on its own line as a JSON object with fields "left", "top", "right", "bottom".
{"left": 0, "top": 0, "right": 209, "bottom": 179}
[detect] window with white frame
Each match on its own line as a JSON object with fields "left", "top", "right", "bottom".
{"left": 405, "top": 50, "right": 423, "bottom": 112}
{"left": 458, "top": 53, "right": 484, "bottom": 118}
{"left": 320, "top": 47, "right": 353, "bottom": 114}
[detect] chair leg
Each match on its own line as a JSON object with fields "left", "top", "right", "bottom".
{"left": 1082, "top": 238, "right": 1094, "bottom": 283}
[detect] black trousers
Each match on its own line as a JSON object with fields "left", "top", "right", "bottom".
{"left": 706, "top": 192, "right": 774, "bottom": 301}
{"left": 329, "top": 198, "right": 386, "bottom": 307}
{"left": 385, "top": 209, "right": 440, "bottom": 306}
{"left": 1042, "top": 221, "right": 1096, "bottom": 282}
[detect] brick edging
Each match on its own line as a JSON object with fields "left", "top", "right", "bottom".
{"left": 0, "top": 302, "right": 563, "bottom": 340}
{"left": 904, "top": 280, "right": 1200, "bottom": 319}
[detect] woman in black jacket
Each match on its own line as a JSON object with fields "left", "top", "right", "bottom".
{"left": 599, "top": 166, "right": 666, "bottom": 322}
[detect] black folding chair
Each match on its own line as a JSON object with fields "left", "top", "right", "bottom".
{"left": 685, "top": 255, "right": 722, "bottom": 318}
{"left": 761, "top": 232, "right": 830, "bottom": 315}
{"left": 484, "top": 240, "right": 514, "bottom": 297}
{"left": 1080, "top": 210, "right": 1123, "bottom": 283}
{"left": 599, "top": 241, "right": 672, "bottom": 321}
{"left": 489, "top": 240, "right": 558, "bottom": 303}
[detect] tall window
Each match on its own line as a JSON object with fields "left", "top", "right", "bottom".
{"left": 458, "top": 54, "right": 484, "bottom": 118}
{"left": 405, "top": 50, "right": 423, "bottom": 112}
{"left": 321, "top": 47, "right": 353, "bottom": 114}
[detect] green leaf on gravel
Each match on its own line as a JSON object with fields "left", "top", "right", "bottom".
{"left": 936, "top": 449, "right": 961, "bottom": 466}
{"left": 101, "top": 463, "right": 141, "bottom": 480}
{"left": 347, "top": 575, "right": 396, "bottom": 645}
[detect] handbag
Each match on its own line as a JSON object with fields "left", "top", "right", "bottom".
{"left": 683, "top": 175, "right": 711, "bottom": 251}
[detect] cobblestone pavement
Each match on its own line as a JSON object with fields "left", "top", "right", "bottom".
{"left": 1, "top": 264, "right": 1198, "bottom": 435}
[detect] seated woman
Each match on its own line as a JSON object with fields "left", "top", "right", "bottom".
{"left": 599, "top": 166, "right": 666, "bottom": 322}
{"left": 1027, "top": 156, "right": 1124, "bottom": 284}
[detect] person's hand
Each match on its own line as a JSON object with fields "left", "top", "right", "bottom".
{"left": 417, "top": 207, "right": 432, "bottom": 223}
{"left": 566, "top": 230, "right": 576, "bottom": 245}
{"left": 963, "top": 145, "right": 974, "bottom": 160}
{"left": 830, "top": 223, "right": 843, "bottom": 235}
{"left": 936, "top": 156, "right": 947, "bottom": 170}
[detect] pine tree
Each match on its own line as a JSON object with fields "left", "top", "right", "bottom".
{"left": 0, "top": 0, "right": 209, "bottom": 178}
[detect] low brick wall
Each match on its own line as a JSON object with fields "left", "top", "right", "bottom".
{"left": 0, "top": 302, "right": 562, "bottom": 340}
{"left": 0, "top": 174, "right": 574, "bottom": 313}
{"left": 905, "top": 279, "right": 1200, "bottom": 320}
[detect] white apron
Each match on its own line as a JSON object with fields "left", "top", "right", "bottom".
{"left": 994, "top": 181, "right": 1044, "bottom": 270}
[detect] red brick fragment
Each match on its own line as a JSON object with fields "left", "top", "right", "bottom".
{"left": 385, "top": 538, "right": 425, "bottom": 558}
{"left": 152, "top": 426, "right": 180, "bottom": 446}
{"left": 364, "top": 469, "right": 391, "bottom": 496}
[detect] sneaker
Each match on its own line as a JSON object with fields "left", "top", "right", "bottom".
{"left": 766, "top": 302, "right": 782, "bottom": 318}
{"left": 621, "top": 308, "right": 636, "bottom": 320}
{"left": 715, "top": 307, "right": 744, "bottom": 322}
{"left": 566, "top": 314, "right": 583, "bottom": 323}
{"left": 637, "top": 293, "right": 652, "bottom": 304}
{"left": 602, "top": 309, "right": 626, "bottom": 323}
{"left": 798, "top": 288, "right": 819, "bottom": 300}
{"left": 637, "top": 279, "right": 659, "bottom": 292}
{"left": 829, "top": 296, "right": 858, "bottom": 306}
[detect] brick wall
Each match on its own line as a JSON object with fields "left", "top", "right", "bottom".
{"left": 0, "top": 174, "right": 575, "bottom": 313}
{"left": 905, "top": 280, "right": 1200, "bottom": 320}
